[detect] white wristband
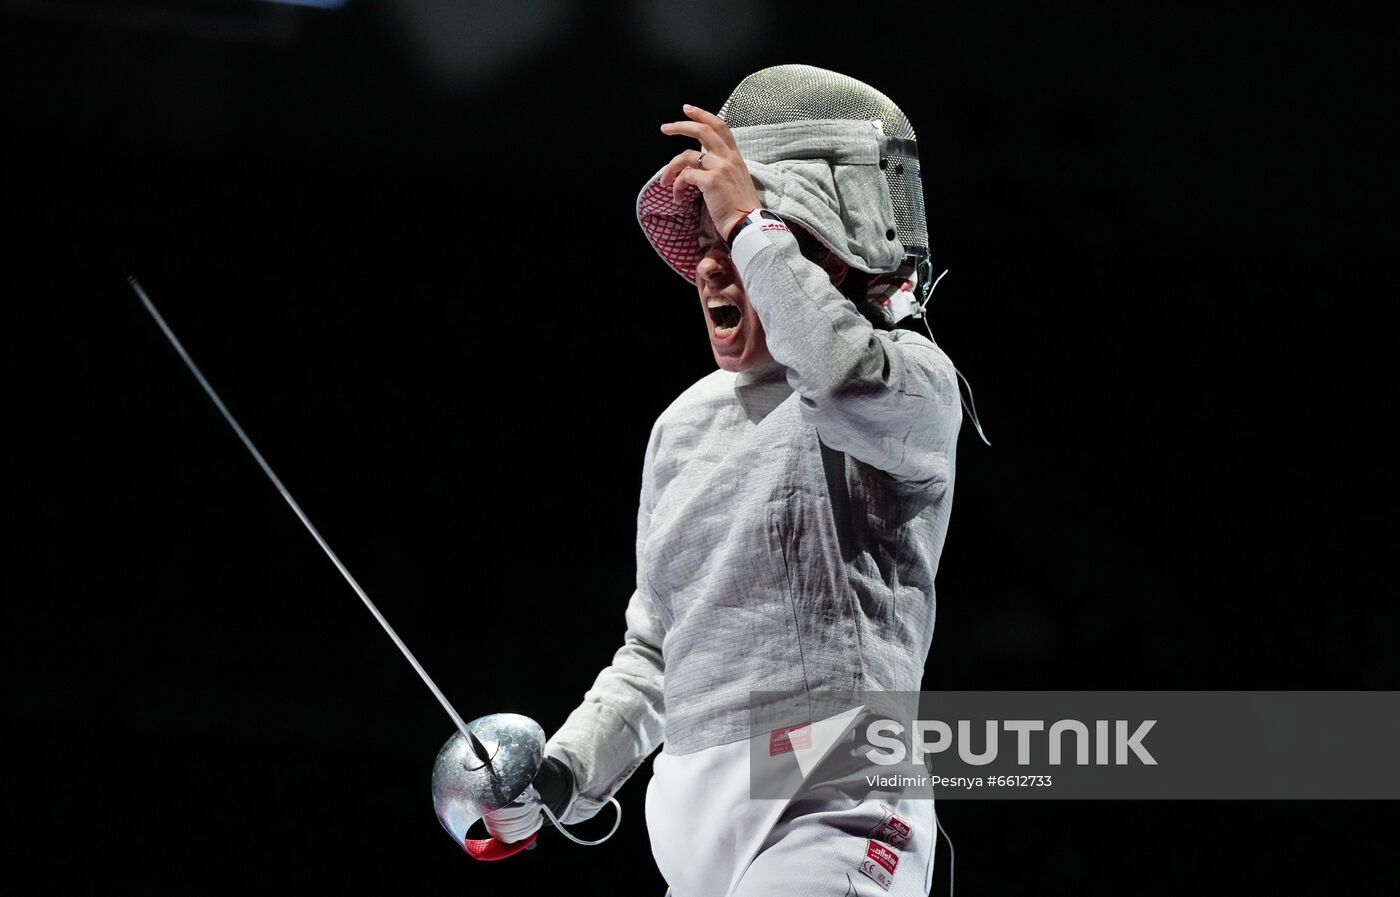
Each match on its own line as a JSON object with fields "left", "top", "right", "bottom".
{"left": 729, "top": 209, "right": 789, "bottom": 275}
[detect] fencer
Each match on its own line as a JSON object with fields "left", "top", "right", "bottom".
{"left": 484, "top": 65, "right": 965, "bottom": 896}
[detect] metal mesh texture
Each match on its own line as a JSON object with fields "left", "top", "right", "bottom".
{"left": 718, "top": 64, "right": 928, "bottom": 260}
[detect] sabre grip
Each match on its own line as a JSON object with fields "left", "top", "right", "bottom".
{"left": 467, "top": 757, "right": 577, "bottom": 860}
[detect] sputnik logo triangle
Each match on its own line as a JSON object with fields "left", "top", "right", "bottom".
{"left": 792, "top": 704, "right": 866, "bottom": 777}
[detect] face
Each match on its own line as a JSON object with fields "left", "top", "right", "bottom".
{"left": 695, "top": 211, "right": 774, "bottom": 372}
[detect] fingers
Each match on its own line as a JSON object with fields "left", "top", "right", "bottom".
{"left": 660, "top": 104, "right": 736, "bottom": 157}
{"left": 658, "top": 148, "right": 706, "bottom": 189}
{"left": 671, "top": 166, "right": 714, "bottom": 204}
{"left": 660, "top": 118, "right": 726, "bottom": 155}
{"left": 659, "top": 106, "right": 737, "bottom": 184}
{"left": 682, "top": 104, "right": 738, "bottom": 151}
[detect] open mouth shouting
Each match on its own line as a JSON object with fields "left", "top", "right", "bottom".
{"left": 693, "top": 209, "right": 773, "bottom": 372}
{"left": 707, "top": 296, "right": 743, "bottom": 340}
{"left": 695, "top": 260, "right": 773, "bottom": 371}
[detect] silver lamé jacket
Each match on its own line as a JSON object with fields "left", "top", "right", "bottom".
{"left": 546, "top": 125, "right": 963, "bottom": 824}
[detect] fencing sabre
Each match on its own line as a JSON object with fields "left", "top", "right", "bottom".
{"left": 128, "top": 276, "right": 619, "bottom": 860}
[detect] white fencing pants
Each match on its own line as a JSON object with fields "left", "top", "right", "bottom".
{"left": 647, "top": 738, "right": 937, "bottom": 896}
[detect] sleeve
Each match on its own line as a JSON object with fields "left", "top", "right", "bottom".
{"left": 542, "top": 423, "right": 667, "bottom": 824}
{"left": 730, "top": 219, "right": 962, "bottom": 486}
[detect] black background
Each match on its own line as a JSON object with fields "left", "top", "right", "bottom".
{"left": 4, "top": 1, "right": 1396, "bottom": 893}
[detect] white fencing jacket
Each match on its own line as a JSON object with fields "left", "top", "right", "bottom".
{"left": 545, "top": 215, "right": 962, "bottom": 829}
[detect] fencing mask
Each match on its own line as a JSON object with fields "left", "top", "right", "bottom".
{"left": 638, "top": 64, "right": 938, "bottom": 325}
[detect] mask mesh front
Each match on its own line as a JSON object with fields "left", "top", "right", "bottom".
{"left": 717, "top": 64, "right": 928, "bottom": 259}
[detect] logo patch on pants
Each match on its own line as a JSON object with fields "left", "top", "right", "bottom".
{"left": 868, "top": 804, "right": 912, "bottom": 850}
{"left": 859, "top": 840, "right": 900, "bottom": 891}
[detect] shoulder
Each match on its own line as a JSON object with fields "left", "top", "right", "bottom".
{"left": 640, "top": 368, "right": 736, "bottom": 488}
{"left": 653, "top": 368, "right": 737, "bottom": 428}
{"left": 881, "top": 329, "right": 960, "bottom": 404}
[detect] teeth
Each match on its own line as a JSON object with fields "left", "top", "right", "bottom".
{"left": 708, "top": 298, "right": 742, "bottom": 333}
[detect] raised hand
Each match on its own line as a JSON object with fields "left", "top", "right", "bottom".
{"left": 659, "top": 104, "right": 763, "bottom": 241}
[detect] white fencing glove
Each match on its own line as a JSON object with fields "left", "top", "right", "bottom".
{"left": 483, "top": 795, "right": 544, "bottom": 844}
{"left": 483, "top": 756, "right": 575, "bottom": 845}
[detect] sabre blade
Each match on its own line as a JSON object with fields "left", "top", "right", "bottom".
{"left": 129, "top": 276, "right": 472, "bottom": 740}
